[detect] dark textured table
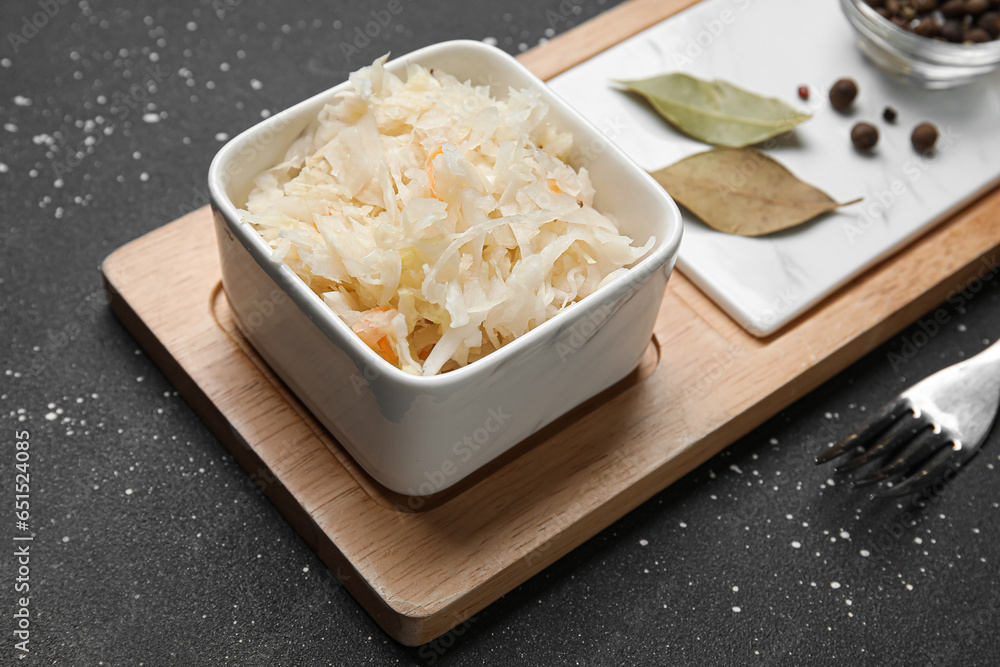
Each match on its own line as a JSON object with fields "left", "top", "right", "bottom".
{"left": 3, "top": 1, "right": 999, "bottom": 664}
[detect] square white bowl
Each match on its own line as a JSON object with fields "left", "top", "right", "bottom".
{"left": 208, "top": 40, "right": 683, "bottom": 496}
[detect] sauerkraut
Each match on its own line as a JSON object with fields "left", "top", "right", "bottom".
{"left": 240, "top": 55, "right": 653, "bottom": 376}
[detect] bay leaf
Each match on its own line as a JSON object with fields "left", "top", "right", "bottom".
{"left": 650, "top": 148, "right": 861, "bottom": 237}
{"left": 617, "top": 73, "right": 811, "bottom": 147}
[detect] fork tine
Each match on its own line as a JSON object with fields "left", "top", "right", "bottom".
{"left": 874, "top": 427, "right": 949, "bottom": 479}
{"left": 834, "top": 412, "right": 924, "bottom": 473}
{"left": 875, "top": 445, "right": 959, "bottom": 498}
{"left": 816, "top": 399, "right": 912, "bottom": 464}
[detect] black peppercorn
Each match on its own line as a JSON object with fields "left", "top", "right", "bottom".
{"left": 965, "top": 0, "right": 989, "bottom": 16}
{"left": 914, "top": 16, "right": 942, "bottom": 36}
{"left": 979, "top": 12, "right": 1000, "bottom": 38}
{"left": 883, "top": 106, "right": 898, "bottom": 123}
{"left": 942, "top": 19, "right": 965, "bottom": 41}
{"left": 830, "top": 78, "right": 858, "bottom": 111}
{"left": 965, "top": 26, "right": 993, "bottom": 41}
{"left": 911, "top": 122, "right": 938, "bottom": 152}
{"left": 851, "top": 122, "right": 879, "bottom": 150}
{"left": 940, "top": 0, "right": 966, "bottom": 18}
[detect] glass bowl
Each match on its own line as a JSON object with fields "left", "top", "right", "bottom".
{"left": 841, "top": 0, "right": 1000, "bottom": 88}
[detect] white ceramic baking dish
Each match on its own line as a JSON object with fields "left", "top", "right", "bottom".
{"left": 208, "top": 40, "right": 683, "bottom": 496}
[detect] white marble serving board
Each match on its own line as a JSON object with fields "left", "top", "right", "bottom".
{"left": 547, "top": 0, "right": 1000, "bottom": 336}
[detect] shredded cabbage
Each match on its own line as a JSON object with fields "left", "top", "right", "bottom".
{"left": 240, "top": 55, "right": 654, "bottom": 376}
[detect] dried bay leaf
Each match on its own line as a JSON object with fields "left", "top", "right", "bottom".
{"left": 650, "top": 148, "right": 861, "bottom": 237}
{"left": 617, "top": 73, "right": 811, "bottom": 147}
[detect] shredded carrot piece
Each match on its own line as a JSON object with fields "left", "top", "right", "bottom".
{"left": 376, "top": 336, "right": 398, "bottom": 366}
{"left": 425, "top": 146, "right": 444, "bottom": 201}
{"left": 417, "top": 345, "right": 433, "bottom": 361}
{"left": 547, "top": 178, "right": 562, "bottom": 194}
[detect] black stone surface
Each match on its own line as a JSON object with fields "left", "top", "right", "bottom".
{"left": 2, "top": 1, "right": 999, "bottom": 664}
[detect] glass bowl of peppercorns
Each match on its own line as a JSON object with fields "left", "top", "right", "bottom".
{"left": 842, "top": 0, "right": 1000, "bottom": 88}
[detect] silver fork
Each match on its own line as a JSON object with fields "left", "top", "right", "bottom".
{"left": 816, "top": 337, "right": 1000, "bottom": 496}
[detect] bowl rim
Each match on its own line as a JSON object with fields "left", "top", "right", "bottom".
{"left": 209, "top": 39, "right": 683, "bottom": 389}
{"left": 842, "top": 0, "right": 1000, "bottom": 65}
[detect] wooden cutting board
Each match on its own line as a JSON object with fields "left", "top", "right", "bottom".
{"left": 102, "top": 0, "right": 1000, "bottom": 646}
